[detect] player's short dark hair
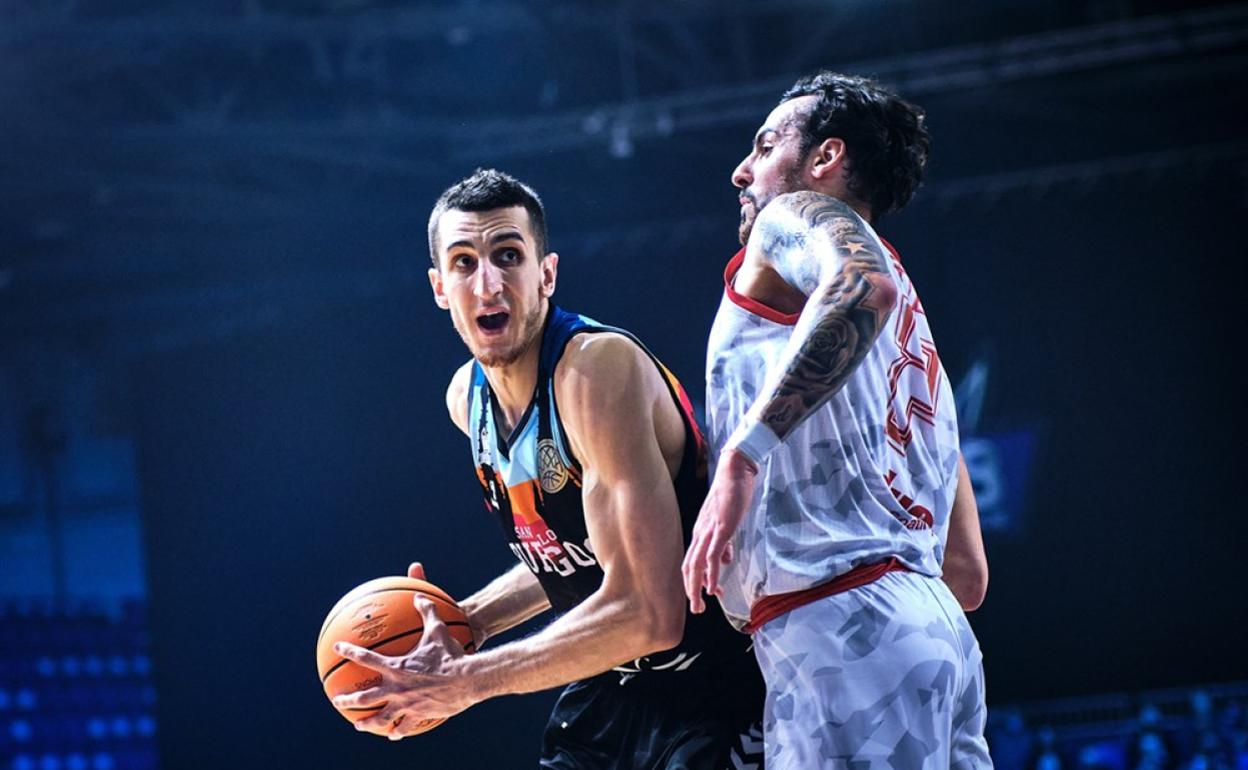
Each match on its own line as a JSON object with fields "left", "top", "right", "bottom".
{"left": 781, "top": 71, "right": 931, "bottom": 219}
{"left": 427, "top": 168, "right": 549, "bottom": 267}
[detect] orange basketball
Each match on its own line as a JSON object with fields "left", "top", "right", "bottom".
{"left": 316, "top": 576, "right": 476, "bottom": 735}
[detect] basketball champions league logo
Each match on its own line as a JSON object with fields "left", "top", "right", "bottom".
{"left": 537, "top": 438, "right": 569, "bottom": 494}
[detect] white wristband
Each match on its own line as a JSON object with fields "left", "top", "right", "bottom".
{"left": 726, "top": 418, "right": 781, "bottom": 469}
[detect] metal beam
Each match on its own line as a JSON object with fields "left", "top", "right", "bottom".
{"left": 94, "top": 3, "right": 1248, "bottom": 163}
{"left": 453, "top": 3, "right": 1248, "bottom": 160}
{"left": 0, "top": 0, "right": 881, "bottom": 47}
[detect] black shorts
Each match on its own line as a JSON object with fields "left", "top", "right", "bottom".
{"left": 539, "top": 652, "right": 765, "bottom": 770}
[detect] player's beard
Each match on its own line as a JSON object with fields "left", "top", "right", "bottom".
{"left": 737, "top": 192, "right": 758, "bottom": 246}
{"left": 738, "top": 163, "right": 806, "bottom": 245}
{"left": 460, "top": 293, "right": 546, "bottom": 369}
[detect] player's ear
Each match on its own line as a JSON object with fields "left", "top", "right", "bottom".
{"left": 540, "top": 252, "right": 558, "bottom": 298}
{"left": 809, "top": 137, "right": 846, "bottom": 180}
{"left": 428, "top": 265, "right": 449, "bottom": 309}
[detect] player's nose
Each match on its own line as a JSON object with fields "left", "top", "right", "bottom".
{"left": 731, "top": 155, "right": 752, "bottom": 189}
{"left": 473, "top": 260, "right": 503, "bottom": 298}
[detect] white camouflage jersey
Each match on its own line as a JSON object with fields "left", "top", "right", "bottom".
{"left": 705, "top": 242, "right": 962, "bottom": 630}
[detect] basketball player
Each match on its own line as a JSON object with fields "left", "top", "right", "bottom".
{"left": 333, "top": 169, "right": 764, "bottom": 768}
{"left": 681, "top": 71, "right": 993, "bottom": 769}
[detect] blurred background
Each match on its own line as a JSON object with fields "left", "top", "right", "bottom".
{"left": 2, "top": 0, "right": 1245, "bottom": 768}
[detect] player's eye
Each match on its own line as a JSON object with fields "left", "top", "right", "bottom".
{"left": 496, "top": 248, "right": 520, "bottom": 265}
{"left": 451, "top": 253, "right": 475, "bottom": 270}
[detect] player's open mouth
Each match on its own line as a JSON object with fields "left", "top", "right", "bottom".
{"left": 477, "top": 312, "right": 510, "bottom": 333}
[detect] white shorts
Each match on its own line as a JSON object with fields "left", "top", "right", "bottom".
{"left": 752, "top": 570, "right": 993, "bottom": 770}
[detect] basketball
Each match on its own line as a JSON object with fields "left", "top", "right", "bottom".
{"left": 316, "top": 576, "right": 476, "bottom": 735}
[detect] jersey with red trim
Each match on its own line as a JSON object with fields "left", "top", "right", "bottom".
{"left": 468, "top": 304, "right": 750, "bottom": 673}
{"left": 704, "top": 243, "right": 961, "bottom": 631}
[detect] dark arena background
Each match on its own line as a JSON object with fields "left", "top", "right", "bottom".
{"left": 2, "top": 1, "right": 1245, "bottom": 769}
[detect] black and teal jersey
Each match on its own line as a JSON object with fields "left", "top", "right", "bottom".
{"left": 466, "top": 305, "right": 749, "bottom": 675}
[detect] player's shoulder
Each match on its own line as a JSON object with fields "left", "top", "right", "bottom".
{"left": 775, "top": 189, "right": 855, "bottom": 212}
{"left": 563, "top": 328, "right": 638, "bottom": 357}
{"left": 445, "top": 359, "right": 476, "bottom": 436}
{"left": 756, "top": 190, "right": 858, "bottom": 232}
{"left": 772, "top": 189, "right": 839, "bottom": 210}
{"left": 554, "top": 329, "right": 676, "bottom": 465}
{"left": 555, "top": 331, "right": 657, "bottom": 406}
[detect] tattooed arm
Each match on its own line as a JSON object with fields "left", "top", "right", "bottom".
{"left": 683, "top": 191, "right": 898, "bottom": 612}
{"left": 738, "top": 190, "right": 898, "bottom": 449}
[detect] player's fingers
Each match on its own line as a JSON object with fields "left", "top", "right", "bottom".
{"left": 704, "top": 569, "right": 719, "bottom": 603}
{"left": 680, "top": 526, "right": 699, "bottom": 593}
{"left": 334, "top": 642, "right": 392, "bottom": 674}
{"left": 414, "top": 595, "right": 441, "bottom": 630}
{"left": 689, "top": 551, "right": 708, "bottom": 614}
{"left": 705, "top": 534, "right": 725, "bottom": 599}
{"left": 682, "top": 526, "right": 709, "bottom": 613}
{"left": 386, "top": 714, "right": 412, "bottom": 741}
{"left": 333, "top": 686, "right": 387, "bottom": 710}
{"left": 407, "top": 562, "right": 426, "bottom": 581}
{"left": 711, "top": 541, "right": 733, "bottom": 597}
{"left": 682, "top": 562, "right": 702, "bottom": 612}
{"left": 352, "top": 710, "right": 397, "bottom": 736}
{"left": 680, "top": 542, "right": 697, "bottom": 599}
{"left": 414, "top": 597, "right": 459, "bottom": 650}
{"left": 705, "top": 517, "right": 737, "bottom": 597}
{"left": 354, "top": 722, "right": 390, "bottom": 737}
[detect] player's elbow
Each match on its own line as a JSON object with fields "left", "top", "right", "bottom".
{"left": 617, "top": 584, "right": 684, "bottom": 653}
{"left": 653, "top": 612, "right": 686, "bottom": 652}
{"left": 598, "top": 583, "right": 686, "bottom": 656}
{"left": 959, "top": 573, "right": 988, "bottom": 612}
{"left": 637, "top": 596, "right": 686, "bottom": 652}
{"left": 946, "top": 557, "right": 989, "bottom": 612}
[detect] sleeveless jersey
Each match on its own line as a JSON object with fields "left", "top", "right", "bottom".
{"left": 705, "top": 242, "right": 961, "bottom": 631}
{"left": 468, "top": 305, "right": 749, "bottom": 674}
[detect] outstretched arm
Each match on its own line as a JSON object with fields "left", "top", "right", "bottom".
{"left": 683, "top": 191, "right": 898, "bottom": 611}
{"left": 336, "top": 335, "right": 688, "bottom": 735}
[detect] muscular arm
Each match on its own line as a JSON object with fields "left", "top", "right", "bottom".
{"left": 456, "top": 335, "right": 687, "bottom": 699}
{"left": 735, "top": 191, "right": 898, "bottom": 453}
{"left": 941, "top": 454, "right": 989, "bottom": 611}
{"left": 338, "top": 340, "right": 691, "bottom": 733}
{"left": 338, "top": 347, "right": 687, "bottom": 733}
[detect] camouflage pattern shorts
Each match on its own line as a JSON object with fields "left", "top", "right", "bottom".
{"left": 752, "top": 571, "right": 992, "bottom": 769}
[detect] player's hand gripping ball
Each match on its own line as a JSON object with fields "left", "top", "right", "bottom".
{"left": 316, "top": 576, "right": 476, "bottom": 735}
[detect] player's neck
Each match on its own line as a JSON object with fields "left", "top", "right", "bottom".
{"left": 483, "top": 363, "right": 536, "bottom": 434}
{"left": 479, "top": 310, "right": 546, "bottom": 434}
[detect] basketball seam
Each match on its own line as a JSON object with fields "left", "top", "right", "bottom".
{"left": 317, "top": 586, "right": 456, "bottom": 643}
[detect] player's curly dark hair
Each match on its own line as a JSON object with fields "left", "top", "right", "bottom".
{"left": 781, "top": 71, "right": 931, "bottom": 219}
{"left": 427, "top": 168, "right": 548, "bottom": 267}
